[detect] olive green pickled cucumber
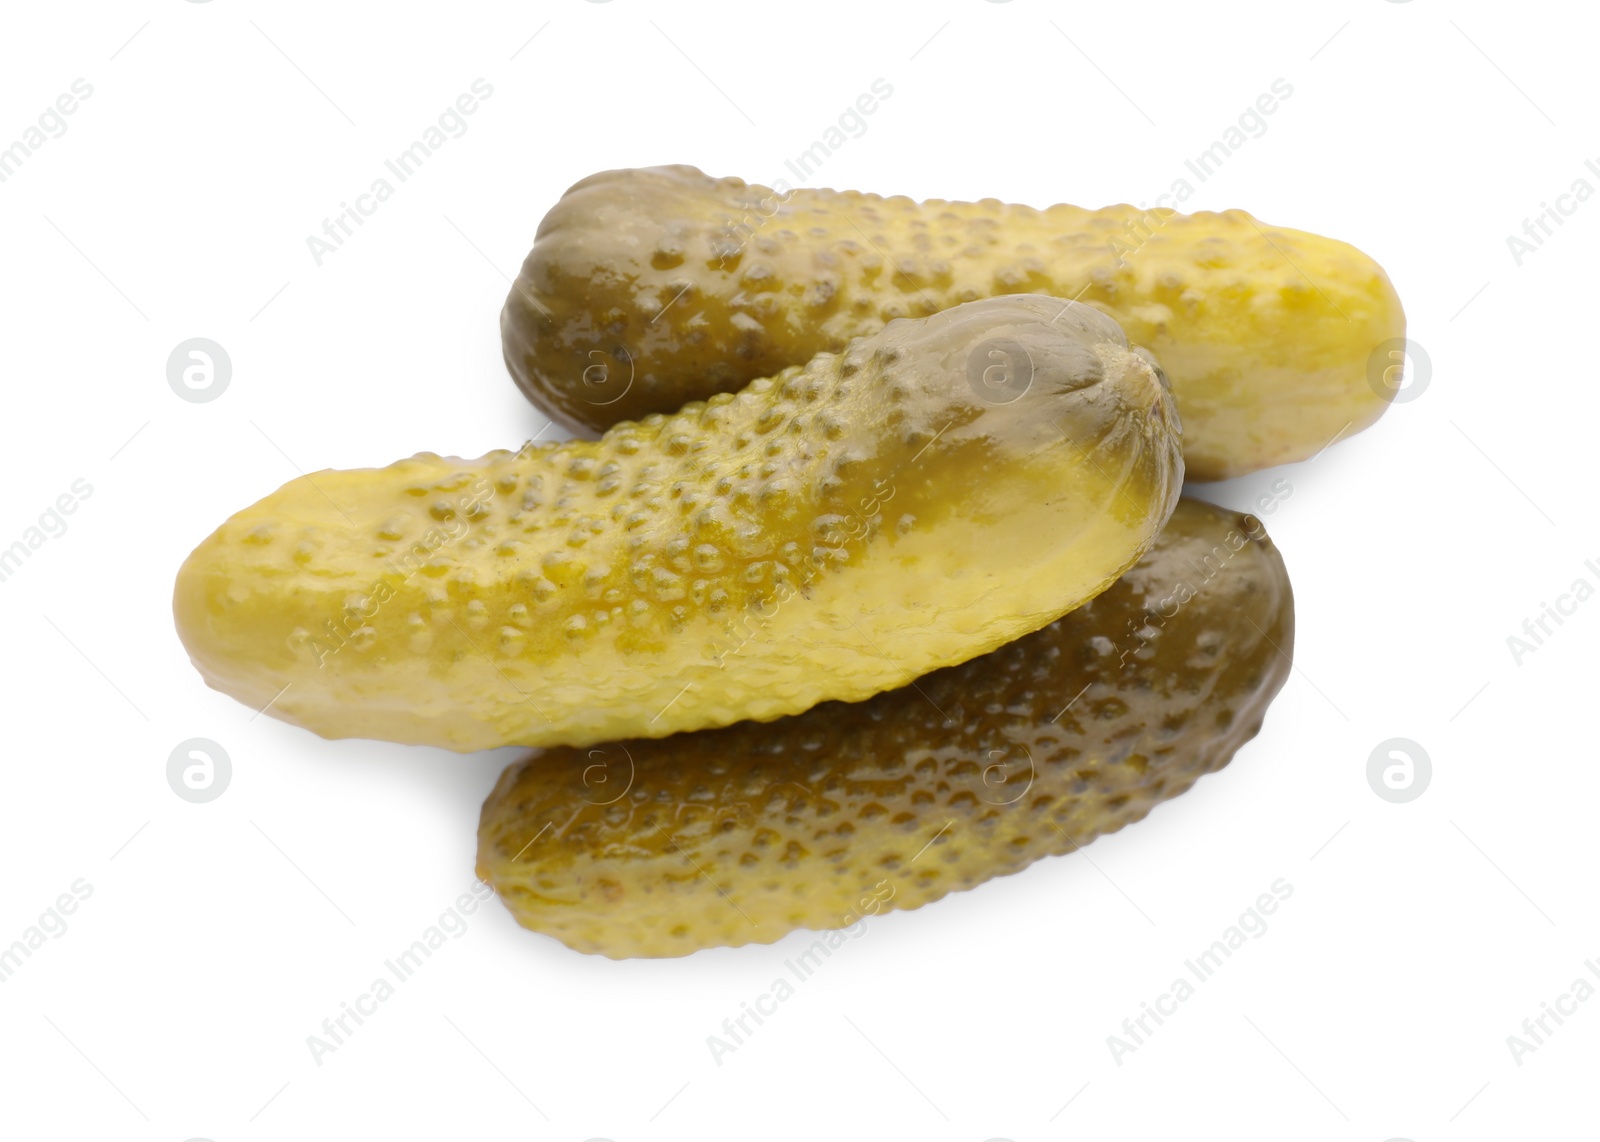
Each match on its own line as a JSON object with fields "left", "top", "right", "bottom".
{"left": 173, "top": 296, "right": 1181, "bottom": 752}
{"left": 478, "top": 497, "right": 1293, "bottom": 958}
{"left": 502, "top": 165, "right": 1405, "bottom": 480}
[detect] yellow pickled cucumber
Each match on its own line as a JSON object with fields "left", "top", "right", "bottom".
{"left": 502, "top": 165, "right": 1404, "bottom": 480}
{"left": 477, "top": 497, "right": 1292, "bottom": 958}
{"left": 174, "top": 296, "right": 1182, "bottom": 751}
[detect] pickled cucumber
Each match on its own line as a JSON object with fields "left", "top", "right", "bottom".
{"left": 477, "top": 498, "right": 1292, "bottom": 957}
{"left": 174, "top": 296, "right": 1182, "bottom": 752}
{"left": 502, "top": 165, "right": 1405, "bottom": 480}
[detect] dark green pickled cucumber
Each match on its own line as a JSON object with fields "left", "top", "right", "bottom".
{"left": 501, "top": 165, "right": 1406, "bottom": 479}
{"left": 478, "top": 498, "right": 1292, "bottom": 956}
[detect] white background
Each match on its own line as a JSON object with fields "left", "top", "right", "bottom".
{"left": 1, "top": 1, "right": 1595, "bottom": 1138}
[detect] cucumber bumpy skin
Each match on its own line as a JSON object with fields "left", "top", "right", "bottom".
{"left": 502, "top": 165, "right": 1405, "bottom": 481}
{"left": 174, "top": 296, "right": 1182, "bottom": 752}
{"left": 477, "top": 498, "right": 1293, "bottom": 958}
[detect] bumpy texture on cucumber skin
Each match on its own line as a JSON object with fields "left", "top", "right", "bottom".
{"left": 478, "top": 498, "right": 1293, "bottom": 958}
{"left": 502, "top": 165, "right": 1404, "bottom": 481}
{"left": 174, "top": 297, "right": 1181, "bottom": 752}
